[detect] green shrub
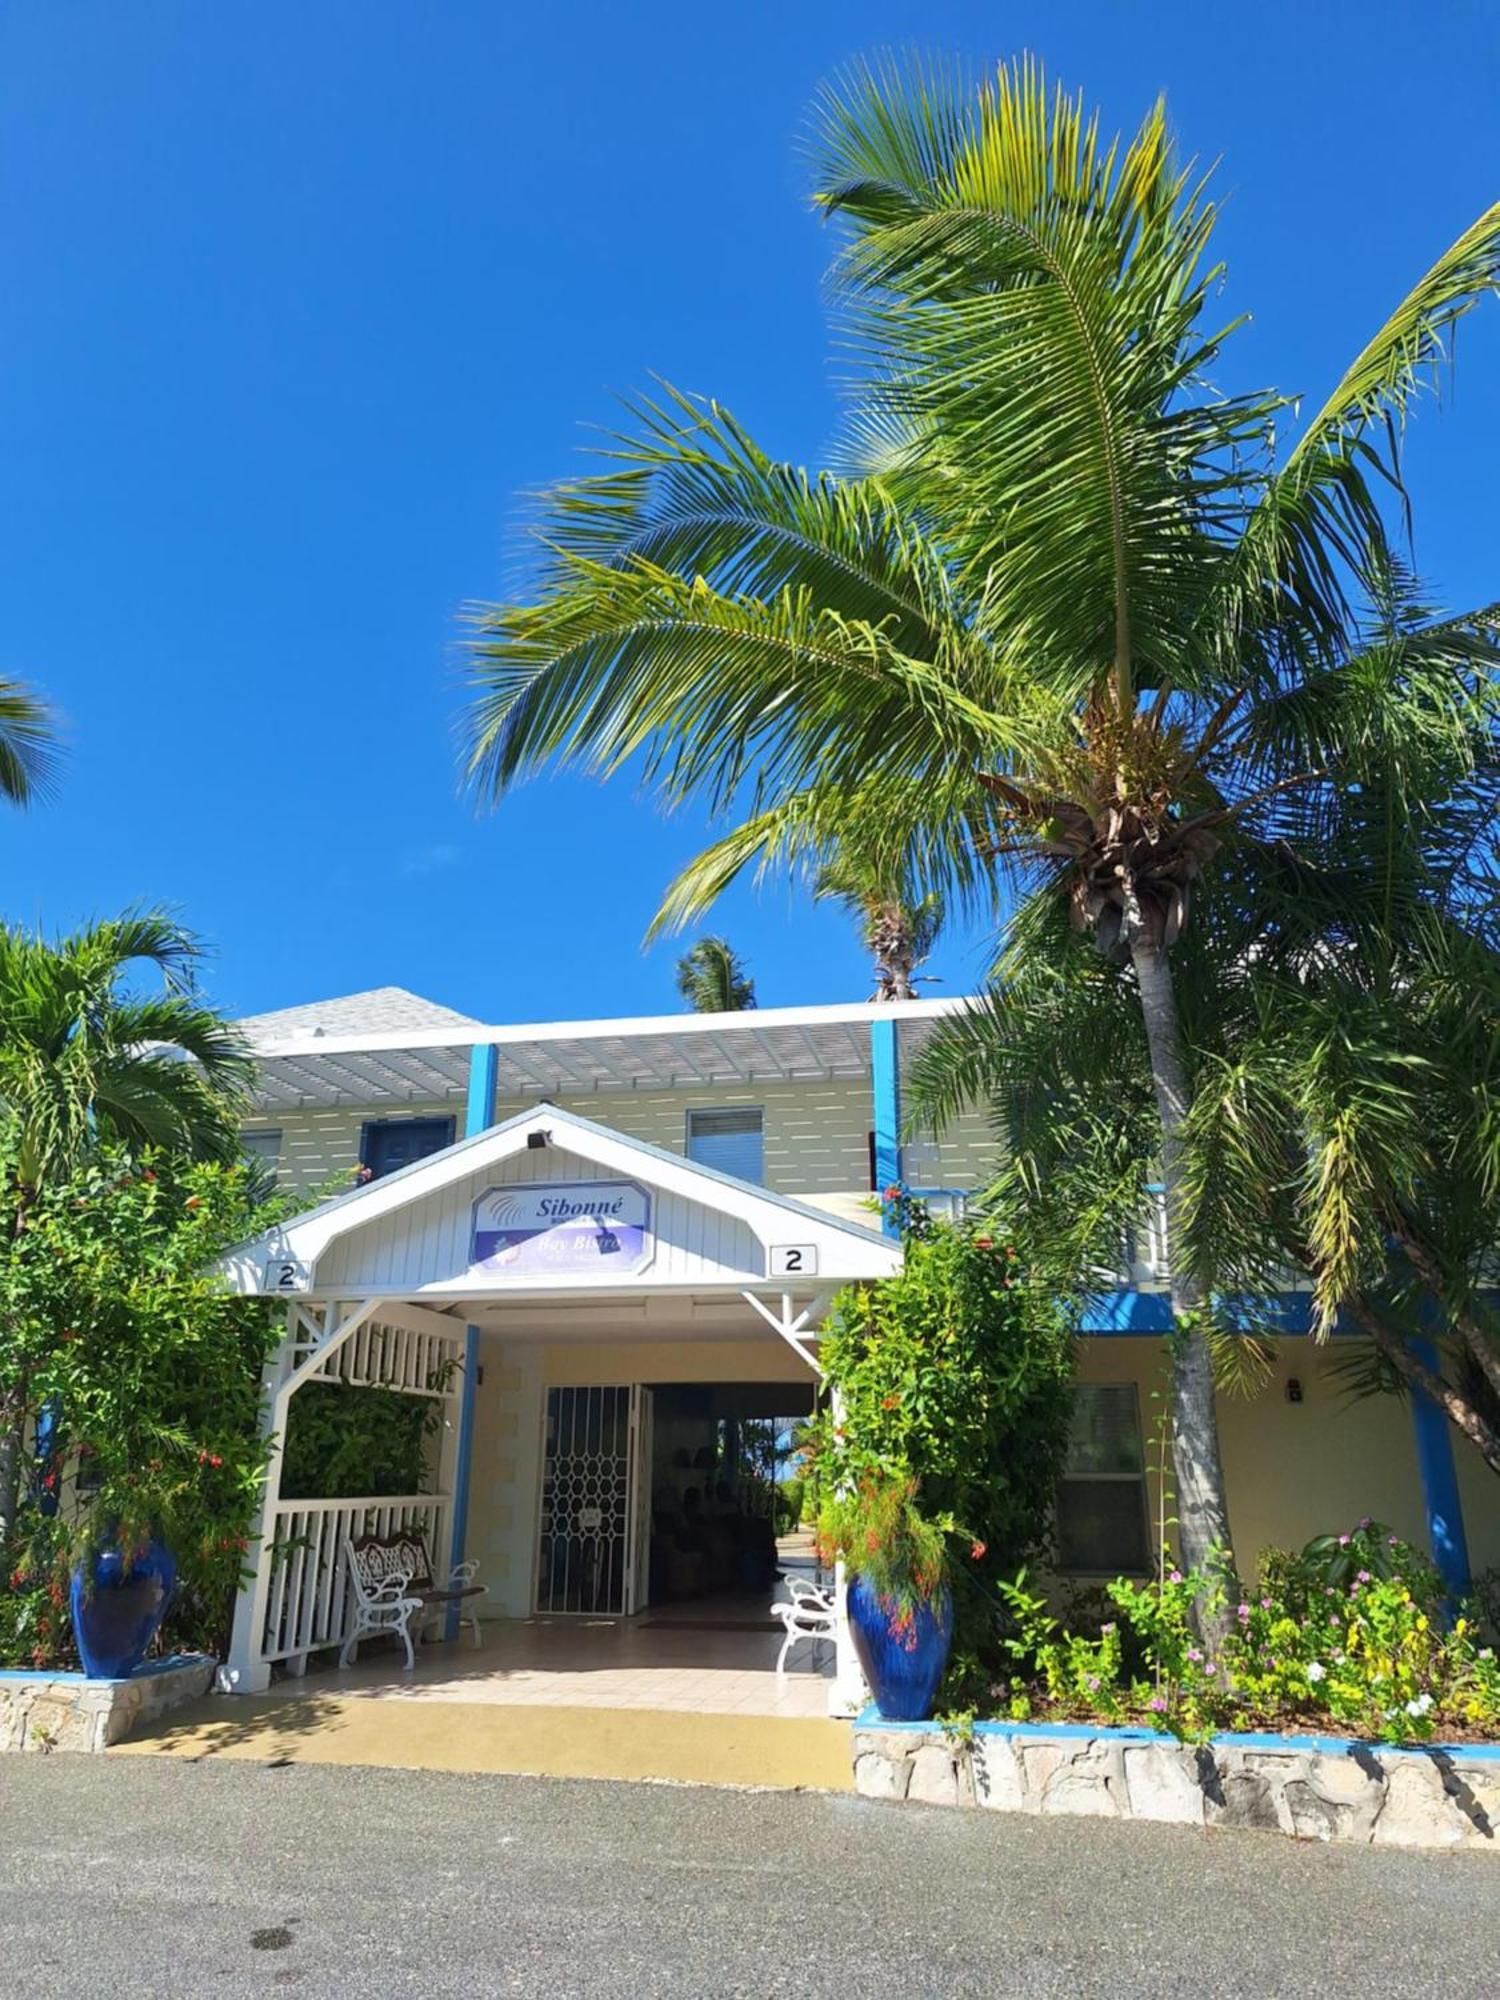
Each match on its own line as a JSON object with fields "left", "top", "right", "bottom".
{"left": 280, "top": 1380, "right": 442, "bottom": 1500}
{"left": 0, "top": 1150, "right": 280, "bottom": 1667}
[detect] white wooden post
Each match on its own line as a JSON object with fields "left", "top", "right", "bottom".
{"left": 225, "top": 1304, "right": 297, "bottom": 1694}
{"left": 826, "top": 1385, "right": 870, "bottom": 1719}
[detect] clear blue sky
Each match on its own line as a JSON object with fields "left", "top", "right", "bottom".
{"left": 2, "top": 2, "right": 1496, "bottom": 1023}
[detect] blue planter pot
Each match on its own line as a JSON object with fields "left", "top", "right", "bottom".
{"left": 70, "top": 1537, "right": 177, "bottom": 1680}
{"left": 847, "top": 1574, "right": 953, "bottom": 1721}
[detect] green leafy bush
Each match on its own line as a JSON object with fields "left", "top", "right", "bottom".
{"left": 816, "top": 1473, "right": 953, "bottom": 1631}
{"left": 280, "top": 1380, "right": 443, "bottom": 1500}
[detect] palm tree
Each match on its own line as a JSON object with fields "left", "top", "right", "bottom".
{"left": 0, "top": 677, "right": 59, "bottom": 805}
{"left": 0, "top": 911, "right": 253, "bottom": 1541}
{"left": 464, "top": 58, "right": 1500, "bottom": 1602}
{"left": 674, "top": 936, "right": 757, "bottom": 1013}
{"left": 815, "top": 849, "right": 944, "bottom": 1001}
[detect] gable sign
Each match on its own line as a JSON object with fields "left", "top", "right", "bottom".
{"left": 470, "top": 1179, "right": 653, "bottom": 1279}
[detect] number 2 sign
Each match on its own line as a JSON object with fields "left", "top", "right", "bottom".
{"left": 768, "top": 1244, "right": 818, "bottom": 1278}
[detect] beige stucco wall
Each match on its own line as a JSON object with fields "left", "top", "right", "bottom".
{"left": 1074, "top": 1336, "right": 1500, "bottom": 1583}
{"left": 460, "top": 1323, "right": 1496, "bottom": 1621}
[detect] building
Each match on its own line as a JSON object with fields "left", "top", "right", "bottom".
{"left": 217, "top": 986, "right": 1495, "bottom": 1700}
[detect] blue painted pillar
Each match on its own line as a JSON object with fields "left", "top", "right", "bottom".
{"left": 871, "top": 1016, "right": 902, "bottom": 1241}
{"left": 447, "top": 1042, "right": 498, "bottom": 1633}
{"left": 1408, "top": 1336, "right": 1472, "bottom": 1602}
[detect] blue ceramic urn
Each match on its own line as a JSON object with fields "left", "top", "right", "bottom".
{"left": 847, "top": 1574, "right": 953, "bottom": 1721}
{"left": 70, "top": 1537, "right": 177, "bottom": 1680}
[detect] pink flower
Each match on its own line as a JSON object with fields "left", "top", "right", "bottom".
{"left": 1236, "top": 1603, "right": 1251, "bottom": 1621}
{"left": 1186, "top": 1647, "right": 1203, "bottom": 1664}
{"left": 1338, "top": 1533, "right": 1351, "bottom": 1547}
{"left": 1168, "top": 1569, "right": 1183, "bottom": 1585}
{"left": 1148, "top": 1695, "right": 1167, "bottom": 1713}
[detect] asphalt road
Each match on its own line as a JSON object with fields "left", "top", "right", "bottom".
{"left": 1, "top": 1758, "right": 1497, "bottom": 1998}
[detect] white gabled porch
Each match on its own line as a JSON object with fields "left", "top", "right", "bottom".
{"left": 218, "top": 1104, "right": 899, "bottom": 1709}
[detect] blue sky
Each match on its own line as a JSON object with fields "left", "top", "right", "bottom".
{"left": 1, "top": 2, "right": 1497, "bottom": 1024}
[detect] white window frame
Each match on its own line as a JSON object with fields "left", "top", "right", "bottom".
{"left": 684, "top": 1104, "right": 765, "bottom": 1184}
{"left": 1055, "top": 1382, "right": 1152, "bottom": 1578}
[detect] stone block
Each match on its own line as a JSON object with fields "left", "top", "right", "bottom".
{"left": 972, "top": 1735, "right": 1028, "bottom": 1813}
{"left": 1019, "top": 1740, "right": 1069, "bottom": 1799}
{"left": 854, "top": 1751, "right": 909, "bottom": 1800}
{"left": 1373, "top": 1759, "right": 1468, "bottom": 1849}
{"left": 22, "top": 1693, "right": 93, "bottom": 1753}
{"left": 906, "top": 1743, "right": 960, "bottom": 1807}
{"left": 1205, "top": 1755, "right": 1285, "bottom": 1834}
{"left": 1122, "top": 1743, "right": 1205, "bottom": 1827}
{"left": 1038, "top": 1740, "right": 1124, "bottom": 1818}
{"left": 1281, "top": 1753, "right": 1386, "bottom": 1843}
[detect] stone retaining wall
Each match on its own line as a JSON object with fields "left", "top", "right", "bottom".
{"left": 0, "top": 1655, "right": 215, "bottom": 1753}
{"left": 852, "top": 1716, "right": 1500, "bottom": 1850}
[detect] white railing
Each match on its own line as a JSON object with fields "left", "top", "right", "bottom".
{"left": 259, "top": 1493, "right": 451, "bottom": 1666}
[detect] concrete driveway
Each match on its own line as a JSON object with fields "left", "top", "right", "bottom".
{"left": 1, "top": 1757, "right": 1495, "bottom": 1997}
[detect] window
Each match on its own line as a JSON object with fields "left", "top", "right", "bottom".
{"left": 1055, "top": 1384, "right": 1151, "bottom": 1576}
{"left": 241, "top": 1128, "right": 283, "bottom": 1176}
{"left": 686, "top": 1106, "right": 764, "bottom": 1184}
{"left": 359, "top": 1115, "right": 456, "bottom": 1180}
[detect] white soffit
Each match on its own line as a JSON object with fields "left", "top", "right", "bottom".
{"left": 246, "top": 997, "right": 968, "bottom": 1111}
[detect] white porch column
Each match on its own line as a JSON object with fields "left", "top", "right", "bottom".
{"left": 224, "top": 1305, "right": 296, "bottom": 1695}
{"left": 825, "top": 1386, "right": 870, "bottom": 1719}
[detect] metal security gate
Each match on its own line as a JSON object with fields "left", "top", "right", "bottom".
{"left": 535, "top": 1386, "right": 647, "bottom": 1615}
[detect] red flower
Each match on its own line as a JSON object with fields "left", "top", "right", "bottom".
{"left": 883, "top": 1185, "right": 903, "bottom": 1202}
{"left": 185, "top": 1195, "right": 202, "bottom": 1211}
{"left": 880, "top": 1394, "right": 901, "bottom": 1411}
{"left": 970, "top": 1539, "right": 988, "bottom": 1562}
{"left": 140, "top": 1169, "right": 157, "bottom": 1183}
{"left": 973, "top": 1234, "right": 994, "bottom": 1249}
{"left": 209, "top": 1454, "right": 223, "bottom": 1469}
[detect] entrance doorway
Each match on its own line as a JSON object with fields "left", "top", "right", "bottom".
{"left": 643, "top": 1382, "right": 817, "bottom": 1621}
{"left": 532, "top": 1381, "right": 817, "bottom": 1621}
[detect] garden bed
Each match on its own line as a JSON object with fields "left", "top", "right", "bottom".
{"left": 852, "top": 1711, "right": 1500, "bottom": 1849}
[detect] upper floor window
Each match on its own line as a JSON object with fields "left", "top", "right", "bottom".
{"left": 359, "top": 1115, "right": 456, "bottom": 1181}
{"left": 241, "top": 1128, "right": 283, "bottom": 1177}
{"left": 1055, "top": 1384, "right": 1151, "bottom": 1576}
{"left": 686, "top": 1105, "right": 764, "bottom": 1184}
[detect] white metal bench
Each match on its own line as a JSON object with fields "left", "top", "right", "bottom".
{"left": 771, "top": 1575, "right": 836, "bottom": 1678}
{"left": 340, "top": 1530, "right": 486, "bottom": 1670}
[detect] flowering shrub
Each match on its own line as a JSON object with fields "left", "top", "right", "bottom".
{"left": 805, "top": 1215, "right": 1074, "bottom": 1667}
{"left": 0, "top": 1150, "right": 280, "bottom": 1669}
{"left": 992, "top": 1524, "right": 1500, "bottom": 1745}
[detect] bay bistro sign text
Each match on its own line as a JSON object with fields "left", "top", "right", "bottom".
{"left": 470, "top": 1179, "right": 653, "bottom": 1279}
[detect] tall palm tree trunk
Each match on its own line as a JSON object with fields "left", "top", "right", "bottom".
{"left": 1129, "top": 930, "right": 1235, "bottom": 1626}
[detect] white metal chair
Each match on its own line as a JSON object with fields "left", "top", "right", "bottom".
{"left": 339, "top": 1532, "right": 486, "bottom": 1670}
{"left": 771, "top": 1575, "right": 837, "bottom": 1678}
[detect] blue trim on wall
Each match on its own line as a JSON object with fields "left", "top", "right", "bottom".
{"left": 448, "top": 1042, "right": 498, "bottom": 1637}
{"left": 870, "top": 1017, "right": 901, "bottom": 1240}
{"left": 1408, "top": 1334, "right": 1472, "bottom": 1600}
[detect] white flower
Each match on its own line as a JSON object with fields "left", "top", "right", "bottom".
{"left": 1404, "top": 1693, "right": 1433, "bottom": 1718}
{"left": 1480, "top": 1649, "right": 1495, "bottom": 1663}
{"left": 1306, "top": 1660, "right": 1327, "bottom": 1683}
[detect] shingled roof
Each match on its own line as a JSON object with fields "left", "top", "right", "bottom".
{"left": 237, "top": 986, "right": 482, "bottom": 1048}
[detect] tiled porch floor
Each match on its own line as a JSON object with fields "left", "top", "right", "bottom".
{"left": 304, "top": 1615, "right": 834, "bottom": 1719}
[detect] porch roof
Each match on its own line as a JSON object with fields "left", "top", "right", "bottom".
{"left": 241, "top": 994, "right": 969, "bottom": 1111}
{"left": 217, "top": 1100, "right": 903, "bottom": 1303}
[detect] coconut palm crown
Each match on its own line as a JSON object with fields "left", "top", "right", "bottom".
{"left": 465, "top": 58, "right": 1500, "bottom": 1590}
